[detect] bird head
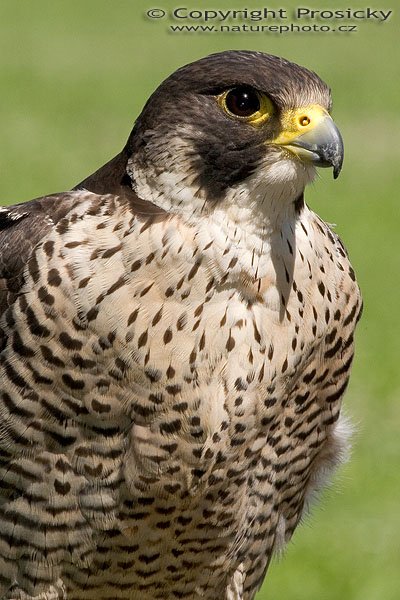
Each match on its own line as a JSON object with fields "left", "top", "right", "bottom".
{"left": 124, "top": 51, "right": 343, "bottom": 217}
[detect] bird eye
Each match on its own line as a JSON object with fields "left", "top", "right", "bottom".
{"left": 224, "top": 87, "right": 261, "bottom": 118}
{"left": 218, "top": 86, "right": 273, "bottom": 126}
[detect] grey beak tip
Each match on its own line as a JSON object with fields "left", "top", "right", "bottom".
{"left": 332, "top": 149, "right": 344, "bottom": 179}
{"left": 290, "top": 114, "right": 344, "bottom": 180}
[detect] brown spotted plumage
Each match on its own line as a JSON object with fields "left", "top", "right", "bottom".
{"left": 0, "top": 51, "right": 361, "bottom": 599}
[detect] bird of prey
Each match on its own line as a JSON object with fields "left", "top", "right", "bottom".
{"left": 0, "top": 50, "right": 362, "bottom": 600}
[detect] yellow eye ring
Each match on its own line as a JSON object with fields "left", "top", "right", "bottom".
{"left": 218, "top": 86, "right": 274, "bottom": 127}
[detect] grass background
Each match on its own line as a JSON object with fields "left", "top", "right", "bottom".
{"left": 0, "top": 1, "right": 398, "bottom": 598}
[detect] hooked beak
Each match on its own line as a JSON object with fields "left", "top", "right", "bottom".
{"left": 273, "top": 105, "right": 344, "bottom": 179}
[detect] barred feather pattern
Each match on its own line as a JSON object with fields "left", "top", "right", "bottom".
{"left": 0, "top": 189, "right": 361, "bottom": 599}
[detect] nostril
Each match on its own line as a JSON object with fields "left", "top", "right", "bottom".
{"left": 299, "top": 115, "right": 311, "bottom": 127}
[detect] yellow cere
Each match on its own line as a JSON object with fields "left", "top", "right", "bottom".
{"left": 273, "top": 104, "right": 329, "bottom": 145}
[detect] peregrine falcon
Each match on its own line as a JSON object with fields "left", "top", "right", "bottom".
{"left": 0, "top": 51, "right": 362, "bottom": 599}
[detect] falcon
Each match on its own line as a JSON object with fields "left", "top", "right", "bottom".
{"left": 0, "top": 50, "right": 362, "bottom": 599}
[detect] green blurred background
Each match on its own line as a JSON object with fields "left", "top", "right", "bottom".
{"left": 0, "top": 1, "right": 398, "bottom": 598}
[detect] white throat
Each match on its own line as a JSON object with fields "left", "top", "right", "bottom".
{"left": 128, "top": 147, "right": 317, "bottom": 280}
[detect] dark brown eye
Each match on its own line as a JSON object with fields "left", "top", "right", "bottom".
{"left": 224, "top": 87, "right": 261, "bottom": 117}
